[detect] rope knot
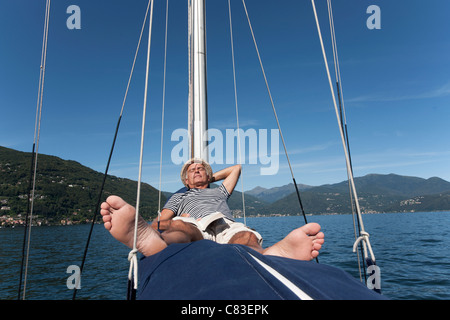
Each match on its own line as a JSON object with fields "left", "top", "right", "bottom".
{"left": 352, "top": 231, "right": 369, "bottom": 252}
{"left": 128, "top": 249, "right": 138, "bottom": 262}
{"left": 128, "top": 249, "right": 139, "bottom": 290}
{"left": 353, "top": 231, "right": 376, "bottom": 264}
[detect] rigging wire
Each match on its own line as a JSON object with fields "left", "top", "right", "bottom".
{"left": 18, "top": 0, "right": 51, "bottom": 300}
{"left": 241, "top": 0, "right": 309, "bottom": 227}
{"left": 128, "top": 0, "right": 155, "bottom": 299}
{"left": 72, "top": 0, "right": 153, "bottom": 300}
{"left": 326, "top": 0, "right": 366, "bottom": 282}
{"left": 157, "top": 0, "right": 170, "bottom": 230}
{"left": 227, "top": 0, "right": 246, "bottom": 225}
{"left": 310, "top": 0, "right": 377, "bottom": 275}
{"left": 188, "top": 0, "right": 193, "bottom": 153}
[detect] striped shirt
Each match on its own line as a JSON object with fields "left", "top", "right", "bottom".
{"left": 164, "top": 184, "right": 233, "bottom": 221}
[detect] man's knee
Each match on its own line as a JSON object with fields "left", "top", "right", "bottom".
{"left": 228, "top": 231, "right": 259, "bottom": 246}
{"left": 171, "top": 219, "right": 195, "bottom": 232}
{"left": 166, "top": 220, "right": 203, "bottom": 241}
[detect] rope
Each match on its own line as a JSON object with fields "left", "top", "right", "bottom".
{"left": 241, "top": 0, "right": 309, "bottom": 227}
{"left": 310, "top": 0, "right": 376, "bottom": 266}
{"left": 72, "top": 0, "right": 153, "bottom": 300}
{"left": 227, "top": 0, "right": 246, "bottom": 225}
{"left": 326, "top": 0, "right": 365, "bottom": 282}
{"left": 19, "top": 0, "right": 51, "bottom": 300}
{"left": 119, "top": 1, "right": 153, "bottom": 118}
{"left": 129, "top": 0, "right": 155, "bottom": 294}
{"left": 157, "top": 0, "right": 169, "bottom": 227}
{"left": 188, "top": 0, "right": 193, "bottom": 153}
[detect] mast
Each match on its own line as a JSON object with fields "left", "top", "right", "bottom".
{"left": 188, "top": 0, "right": 208, "bottom": 161}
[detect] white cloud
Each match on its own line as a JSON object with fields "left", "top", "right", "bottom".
{"left": 347, "top": 82, "right": 450, "bottom": 103}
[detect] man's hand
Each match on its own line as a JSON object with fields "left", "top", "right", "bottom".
{"left": 150, "top": 208, "right": 175, "bottom": 231}
{"left": 212, "top": 164, "right": 241, "bottom": 195}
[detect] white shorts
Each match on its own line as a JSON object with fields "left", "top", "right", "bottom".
{"left": 173, "top": 212, "right": 263, "bottom": 245}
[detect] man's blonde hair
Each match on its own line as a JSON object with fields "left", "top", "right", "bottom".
{"left": 180, "top": 158, "right": 213, "bottom": 187}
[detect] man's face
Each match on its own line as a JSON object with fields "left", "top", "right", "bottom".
{"left": 185, "top": 163, "right": 209, "bottom": 188}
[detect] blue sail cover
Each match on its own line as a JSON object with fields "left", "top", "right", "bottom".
{"left": 137, "top": 240, "right": 386, "bottom": 300}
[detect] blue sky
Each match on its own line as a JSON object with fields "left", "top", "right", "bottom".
{"left": 1, "top": 0, "right": 449, "bottom": 193}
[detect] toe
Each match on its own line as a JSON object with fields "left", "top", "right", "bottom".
{"left": 300, "top": 222, "right": 321, "bottom": 236}
{"left": 106, "top": 195, "right": 127, "bottom": 210}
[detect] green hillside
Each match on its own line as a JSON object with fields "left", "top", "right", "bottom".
{"left": 2, "top": 146, "right": 449, "bottom": 227}
{"left": 265, "top": 174, "right": 450, "bottom": 215}
{"left": 0, "top": 146, "right": 164, "bottom": 226}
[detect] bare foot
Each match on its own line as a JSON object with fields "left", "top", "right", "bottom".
{"left": 100, "top": 196, "right": 167, "bottom": 256}
{"left": 263, "top": 223, "right": 324, "bottom": 261}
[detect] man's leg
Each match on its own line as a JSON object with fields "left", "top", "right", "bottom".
{"left": 228, "top": 231, "right": 263, "bottom": 252}
{"left": 101, "top": 196, "right": 204, "bottom": 256}
{"left": 158, "top": 219, "right": 204, "bottom": 245}
{"left": 101, "top": 196, "right": 167, "bottom": 257}
{"left": 228, "top": 223, "right": 325, "bottom": 261}
{"left": 263, "top": 223, "right": 324, "bottom": 260}
{"left": 101, "top": 196, "right": 324, "bottom": 261}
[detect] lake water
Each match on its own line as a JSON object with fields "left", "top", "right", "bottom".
{"left": 1, "top": 211, "right": 449, "bottom": 300}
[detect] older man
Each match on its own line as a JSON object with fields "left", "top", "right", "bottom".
{"left": 153, "top": 158, "right": 263, "bottom": 251}
{"left": 101, "top": 159, "right": 324, "bottom": 260}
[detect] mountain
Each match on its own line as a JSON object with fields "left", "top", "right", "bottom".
{"left": 2, "top": 146, "right": 449, "bottom": 227}
{"left": 165, "top": 174, "right": 450, "bottom": 216}
{"left": 316, "top": 174, "right": 450, "bottom": 198}
{"left": 246, "top": 183, "right": 313, "bottom": 203}
{"left": 264, "top": 174, "right": 450, "bottom": 215}
{"left": 0, "top": 146, "right": 164, "bottom": 225}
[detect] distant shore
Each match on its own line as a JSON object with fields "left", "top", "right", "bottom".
{"left": 3, "top": 210, "right": 450, "bottom": 228}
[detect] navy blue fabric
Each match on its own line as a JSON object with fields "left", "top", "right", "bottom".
{"left": 137, "top": 240, "right": 387, "bottom": 300}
